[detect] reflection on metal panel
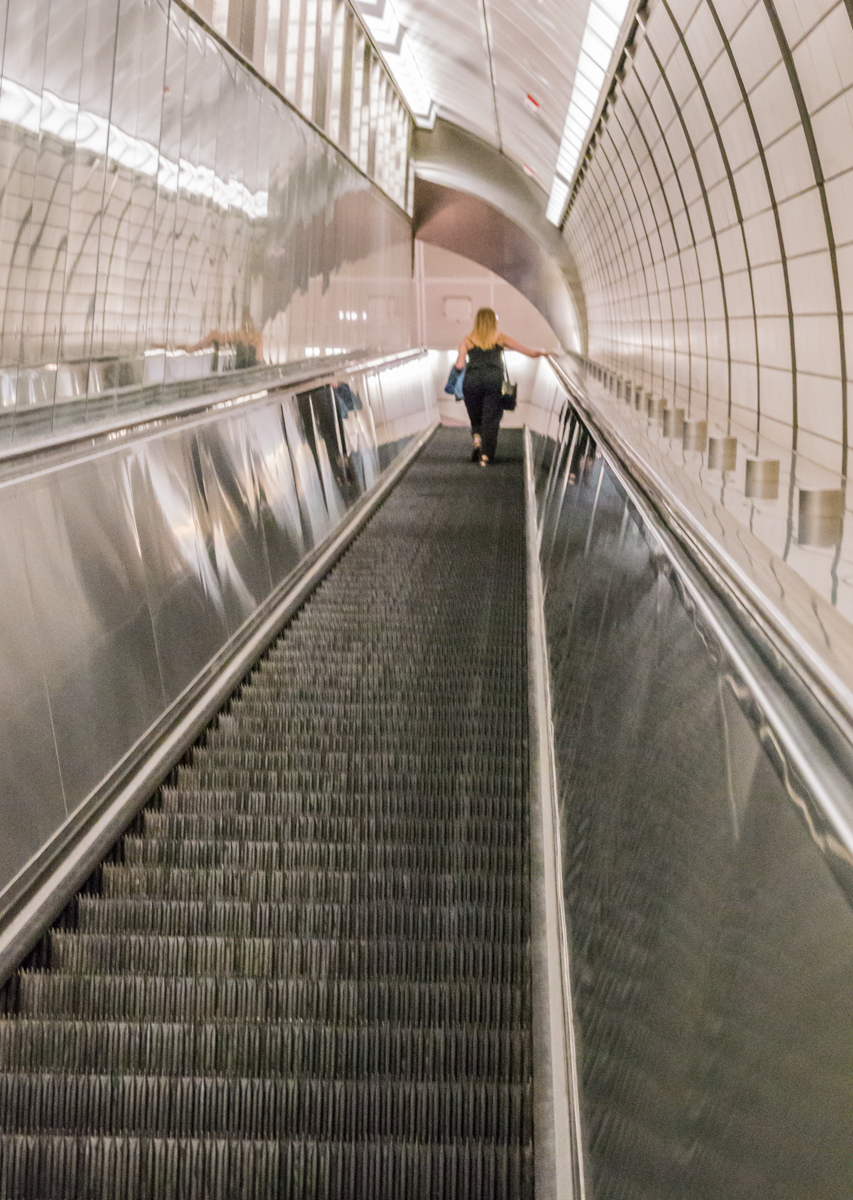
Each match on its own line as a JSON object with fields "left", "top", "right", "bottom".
{"left": 20, "top": 463, "right": 164, "bottom": 808}
{"left": 531, "top": 376, "right": 853, "bottom": 1198}
{"left": 195, "top": 420, "right": 274, "bottom": 633}
{"left": 0, "top": 354, "right": 436, "bottom": 899}
{"left": 242, "top": 405, "right": 305, "bottom": 587}
{"left": 0, "top": 493, "right": 66, "bottom": 888}
{"left": 0, "top": 0, "right": 414, "bottom": 446}
{"left": 281, "top": 394, "right": 331, "bottom": 548}
{"left": 124, "top": 435, "right": 229, "bottom": 705}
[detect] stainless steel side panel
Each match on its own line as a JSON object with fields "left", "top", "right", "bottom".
{"left": 530, "top": 374, "right": 853, "bottom": 1198}
{"left": 19, "top": 460, "right": 164, "bottom": 810}
{"left": 0, "top": 493, "right": 66, "bottom": 887}
{"left": 194, "top": 419, "right": 274, "bottom": 635}
{"left": 124, "top": 435, "right": 229, "bottom": 705}
{"left": 242, "top": 404, "right": 305, "bottom": 587}
{"left": 0, "top": 355, "right": 436, "bottom": 899}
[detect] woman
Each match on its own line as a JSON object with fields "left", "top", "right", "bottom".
{"left": 455, "top": 308, "right": 546, "bottom": 465}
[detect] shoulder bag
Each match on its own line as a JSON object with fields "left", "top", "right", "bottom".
{"left": 501, "top": 351, "right": 518, "bottom": 411}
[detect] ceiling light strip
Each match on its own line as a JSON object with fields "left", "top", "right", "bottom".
{"left": 353, "top": 0, "right": 435, "bottom": 128}
{"left": 546, "top": 0, "right": 631, "bottom": 226}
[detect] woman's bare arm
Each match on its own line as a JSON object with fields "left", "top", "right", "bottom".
{"left": 455, "top": 337, "right": 470, "bottom": 369}
{"left": 498, "top": 333, "right": 547, "bottom": 358}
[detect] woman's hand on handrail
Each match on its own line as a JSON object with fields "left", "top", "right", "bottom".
{"left": 498, "top": 334, "right": 548, "bottom": 358}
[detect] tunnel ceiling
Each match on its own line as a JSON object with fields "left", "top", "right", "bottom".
{"left": 378, "top": 0, "right": 607, "bottom": 199}
{"left": 415, "top": 177, "right": 581, "bottom": 351}
{"left": 412, "top": 119, "right": 587, "bottom": 350}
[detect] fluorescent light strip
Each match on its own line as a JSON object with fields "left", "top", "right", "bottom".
{"left": 546, "top": 0, "right": 629, "bottom": 225}
{"left": 0, "top": 77, "right": 268, "bottom": 219}
{"left": 354, "top": 0, "right": 435, "bottom": 128}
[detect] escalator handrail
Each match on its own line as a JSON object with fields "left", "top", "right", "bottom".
{"left": 0, "top": 348, "right": 427, "bottom": 474}
{"left": 544, "top": 354, "right": 853, "bottom": 906}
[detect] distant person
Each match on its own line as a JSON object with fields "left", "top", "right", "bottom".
{"left": 454, "top": 307, "right": 546, "bottom": 465}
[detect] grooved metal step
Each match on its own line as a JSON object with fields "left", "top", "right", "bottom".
{"left": 0, "top": 428, "right": 532, "bottom": 1199}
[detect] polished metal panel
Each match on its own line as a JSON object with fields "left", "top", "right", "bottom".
{"left": 0, "top": 492, "right": 66, "bottom": 887}
{"left": 193, "top": 418, "right": 275, "bottom": 634}
{"left": 19, "top": 459, "right": 164, "bottom": 809}
{"left": 0, "top": 0, "right": 414, "bottom": 448}
{"left": 124, "top": 433, "right": 230, "bottom": 705}
{"left": 0, "top": 352, "right": 436, "bottom": 899}
{"left": 241, "top": 403, "right": 305, "bottom": 587}
{"left": 281, "top": 392, "right": 334, "bottom": 548}
{"left": 531, "top": 368, "right": 853, "bottom": 1199}
{"left": 708, "top": 435, "right": 737, "bottom": 472}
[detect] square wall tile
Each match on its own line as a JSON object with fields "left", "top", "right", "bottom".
{"left": 757, "top": 315, "right": 794, "bottom": 368}
{"left": 730, "top": 153, "right": 771, "bottom": 222}
{"left": 751, "top": 261, "right": 788, "bottom": 314}
{"left": 810, "top": 92, "right": 853, "bottom": 180}
{"left": 796, "top": 370, "right": 844, "bottom": 443}
{"left": 764, "top": 125, "right": 819, "bottom": 202}
{"left": 825, "top": 170, "right": 853, "bottom": 247}
{"left": 729, "top": 3, "right": 787, "bottom": 94}
{"left": 787, "top": 251, "right": 838, "bottom": 316}
{"left": 794, "top": 314, "right": 843, "bottom": 375}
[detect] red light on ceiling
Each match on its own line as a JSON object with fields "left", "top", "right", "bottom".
{"left": 525, "top": 93, "right": 541, "bottom": 110}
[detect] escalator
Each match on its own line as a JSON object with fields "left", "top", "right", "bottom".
{"left": 0, "top": 428, "right": 535, "bottom": 1199}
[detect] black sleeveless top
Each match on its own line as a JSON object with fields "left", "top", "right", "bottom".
{"left": 466, "top": 344, "right": 502, "bottom": 373}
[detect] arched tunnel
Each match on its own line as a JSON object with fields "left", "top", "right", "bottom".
{"left": 0, "top": 0, "right": 851, "bottom": 1196}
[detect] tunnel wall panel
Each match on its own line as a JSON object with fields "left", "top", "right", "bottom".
{"left": 0, "top": 0, "right": 414, "bottom": 443}
{"left": 564, "top": 0, "right": 853, "bottom": 478}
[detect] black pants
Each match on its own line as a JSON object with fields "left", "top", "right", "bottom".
{"left": 463, "top": 370, "right": 503, "bottom": 460}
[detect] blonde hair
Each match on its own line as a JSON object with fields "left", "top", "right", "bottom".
{"left": 468, "top": 308, "right": 498, "bottom": 350}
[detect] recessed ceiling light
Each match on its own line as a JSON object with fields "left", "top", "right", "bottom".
{"left": 546, "top": 0, "right": 630, "bottom": 225}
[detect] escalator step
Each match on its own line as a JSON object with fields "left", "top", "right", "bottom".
{"left": 159, "top": 787, "right": 526, "bottom": 820}
{"left": 12, "top": 974, "right": 530, "bottom": 1026}
{"left": 140, "top": 811, "right": 528, "bottom": 847}
{"left": 75, "top": 898, "right": 530, "bottom": 941}
{"left": 47, "top": 933, "right": 529, "bottom": 982}
{"left": 100, "top": 866, "right": 530, "bottom": 906}
{"left": 0, "top": 1135, "right": 533, "bottom": 1200}
{"left": 120, "top": 837, "right": 526, "bottom": 873}
{"left": 0, "top": 1021, "right": 531, "bottom": 1081}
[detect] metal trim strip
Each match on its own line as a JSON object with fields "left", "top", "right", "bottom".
{"left": 525, "top": 426, "right": 587, "bottom": 1200}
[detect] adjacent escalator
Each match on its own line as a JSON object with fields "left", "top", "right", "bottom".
{"left": 0, "top": 428, "right": 533, "bottom": 1199}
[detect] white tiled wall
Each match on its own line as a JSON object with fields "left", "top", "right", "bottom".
{"left": 563, "top": 0, "right": 853, "bottom": 476}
